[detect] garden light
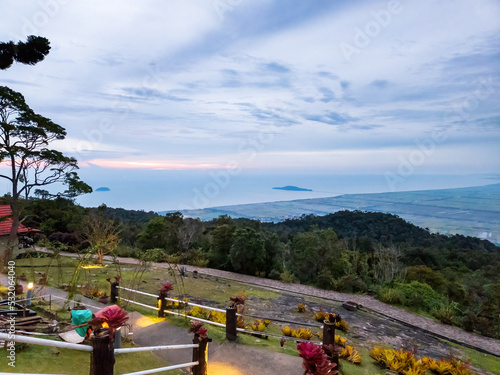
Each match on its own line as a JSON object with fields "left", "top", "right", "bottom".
{"left": 26, "top": 282, "right": 34, "bottom": 306}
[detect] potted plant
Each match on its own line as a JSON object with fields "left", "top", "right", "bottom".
{"left": 98, "top": 293, "right": 109, "bottom": 304}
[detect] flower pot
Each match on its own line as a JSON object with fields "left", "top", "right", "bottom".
{"left": 99, "top": 296, "right": 109, "bottom": 304}
{"left": 15, "top": 284, "right": 24, "bottom": 295}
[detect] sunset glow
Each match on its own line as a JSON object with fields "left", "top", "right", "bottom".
{"left": 86, "top": 159, "right": 224, "bottom": 170}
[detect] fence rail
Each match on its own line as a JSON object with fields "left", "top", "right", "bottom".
{"left": 0, "top": 332, "right": 93, "bottom": 352}
{"left": 118, "top": 285, "right": 226, "bottom": 313}
{"left": 123, "top": 361, "right": 200, "bottom": 375}
{"left": 115, "top": 343, "right": 199, "bottom": 354}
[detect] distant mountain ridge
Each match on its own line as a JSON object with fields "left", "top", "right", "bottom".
{"left": 160, "top": 183, "right": 500, "bottom": 244}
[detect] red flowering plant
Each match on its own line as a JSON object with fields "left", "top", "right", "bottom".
{"left": 106, "top": 275, "right": 121, "bottom": 283}
{"left": 188, "top": 320, "right": 208, "bottom": 340}
{"left": 93, "top": 305, "right": 129, "bottom": 341}
{"left": 229, "top": 294, "right": 246, "bottom": 309}
{"left": 159, "top": 282, "right": 174, "bottom": 294}
{"left": 297, "top": 342, "right": 338, "bottom": 375}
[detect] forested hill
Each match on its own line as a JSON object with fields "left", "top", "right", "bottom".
{"left": 264, "top": 210, "right": 498, "bottom": 252}
{"left": 167, "top": 183, "right": 500, "bottom": 244}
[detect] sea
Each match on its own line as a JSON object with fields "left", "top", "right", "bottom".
{"left": 72, "top": 170, "right": 500, "bottom": 212}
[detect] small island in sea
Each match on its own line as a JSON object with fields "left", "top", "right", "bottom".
{"left": 95, "top": 187, "right": 111, "bottom": 192}
{"left": 272, "top": 185, "right": 313, "bottom": 192}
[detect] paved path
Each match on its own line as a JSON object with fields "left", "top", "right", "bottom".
{"left": 130, "top": 312, "right": 303, "bottom": 375}
{"left": 27, "top": 247, "right": 500, "bottom": 357}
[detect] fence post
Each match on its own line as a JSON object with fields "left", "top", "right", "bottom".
{"left": 322, "top": 321, "right": 335, "bottom": 346}
{"left": 192, "top": 336, "right": 210, "bottom": 375}
{"left": 110, "top": 282, "right": 118, "bottom": 304}
{"left": 225, "top": 307, "right": 237, "bottom": 341}
{"left": 158, "top": 292, "right": 167, "bottom": 318}
{"left": 90, "top": 329, "right": 115, "bottom": 375}
{"left": 322, "top": 321, "right": 339, "bottom": 370}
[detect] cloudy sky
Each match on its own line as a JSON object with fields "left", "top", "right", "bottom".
{"left": 1, "top": 0, "right": 500, "bottom": 209}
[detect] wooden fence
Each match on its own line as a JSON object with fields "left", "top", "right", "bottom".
{"left": 115, "top": 284, "right": 334, "bottom": 345}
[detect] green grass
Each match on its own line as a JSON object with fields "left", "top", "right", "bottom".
{"left": 0, "top": 339, "right": 183, "bottom": 374}
{"left": 443, "top": 340, "right": 500, "bottom": 374}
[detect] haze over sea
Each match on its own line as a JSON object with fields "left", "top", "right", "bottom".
{"left": 75, "top": 171, "right": 499, "bottom": 212}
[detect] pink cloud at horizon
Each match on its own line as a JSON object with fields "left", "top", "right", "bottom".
{"left": 82, "top": 159, "right": 223, "bottom": 170}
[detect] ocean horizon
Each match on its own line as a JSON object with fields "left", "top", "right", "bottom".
{"left": 74, "top": 172, "right": 500, "bottom": 212}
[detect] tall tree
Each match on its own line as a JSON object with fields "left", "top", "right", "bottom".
{"left": 229, "top": 227, "right": 265, "bottom": 275}
{"left": 0, "top": 86, "right": 91, "bottom": 266}
{"left": 83, "top": 207, "right": 121, "bottom": 264}
{"left": 0, "top": 36, "right": 50, "bottom": 70}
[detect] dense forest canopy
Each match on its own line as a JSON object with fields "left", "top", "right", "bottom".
{"left": 3, "top": 196, "right": 499, "bottom": 339}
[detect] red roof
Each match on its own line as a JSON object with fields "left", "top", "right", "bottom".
{"left": 0, "top": 205, "right": 31, "bottom": 236}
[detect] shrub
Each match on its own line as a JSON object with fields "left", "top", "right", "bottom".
{"left": 406, "top": 265, "right": 446, "bottom": 293}
{"left": 316, "top": 268, "right": 333, "bottom": 289}
{"left": 431, "top": 304, "right": 456, "bottom": 325}
{"left": 339, "top": 345, "right": 362, "bottom": 365}
{"left": 378, "top": 287, "right": 404, "bottom": 305}
{"left": 144, "top": 248, "right": 166, "bottom": 262}
{"left": 251, "top": 319, "right": 267, "bottom": 332}
{"left": 297, "top": 303, "right": 307, "bottom": 312}
{"left": 337, "top": 275, "right": 368, "bottom": 293}
{"left": 395, "top": 281, "right": 445, "bottom": 312}
{"left": 114, "top": 245, "right": 139, "bottom": 258}
{"left": 314, "top": 310, "right": 327, "bottom": 322}
{"left": 268, "top": 269, "right": 281, "bottom": 280}
{"left": 282, "top": 326, "right": 312, "bottom": 340}
{"left": 280, "top": 269, "right": 295, "bottom": 283}
{"left": 371, "top": 347, "right": 472, "bottom": 375}
{"left": 370, "top": 347, "right": 426, "bottom": 374}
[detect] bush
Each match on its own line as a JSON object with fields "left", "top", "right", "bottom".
{"left": 406, "top": 265, "right": 446, "bottom": 293}
{"left": 144, "top": 248, "right": 166, "bottom": 262}
{"left": 432, "top": 304, "right": 456, "bottom": 325}
{"left": 280, "top": 269, "right": 295, "bottom": 283}
{"left": 268, "top": 269, "right": 281, "bottom": 280}
{"left": 316, "top": 268, "right": 333, "bottom": 289}
{"left": 396, "top": 281, "right": 445, "bottom": 312}
{"left": 377, "top": 287, "right": 404, "bottom": 305}
{"left": 114, "top": 245, "right": 139, "bottom": 258}
{"left": 337, "top": 275, "right": 367, "bottom": 293}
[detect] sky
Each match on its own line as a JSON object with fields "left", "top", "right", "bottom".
{"left": 1, "top": 0, "right": 500, "bottom": 210}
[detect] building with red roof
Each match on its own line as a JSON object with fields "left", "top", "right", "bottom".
{"left": 0, "top": 205, "right": 31, "bottom": 236}
{"left": 0, "top": 205, "right": 37, "bottom": 258}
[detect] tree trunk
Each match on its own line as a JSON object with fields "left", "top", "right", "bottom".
{"left": 3, "top": 194, "right": 19, "bottom": 267}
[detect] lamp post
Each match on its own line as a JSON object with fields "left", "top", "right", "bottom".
{"left": 26, "top": 282, "right": 34, "bottom": 306}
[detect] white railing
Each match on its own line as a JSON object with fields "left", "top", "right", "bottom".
{"left": 115, "top": 343, "right": 198, "bottom": 353}
{"left": 118, "top": 285, "right": 226, "bottom": 313}
{"left": 0, "top": 332, "right": 93, "bottom": 352}
{"left": 123, "top": 361, "right": 200, "bottom": 375}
